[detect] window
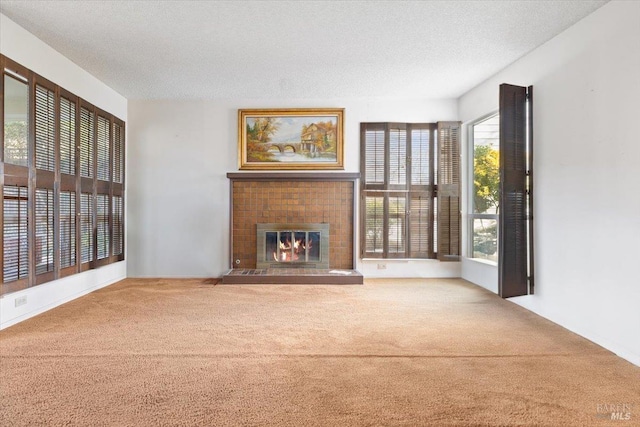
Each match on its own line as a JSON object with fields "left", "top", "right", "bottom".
{"left": 469, "top": 114, "right": 500, "bottom": 262}
{"left": 360, "top": 122, "right": 461, "bottom": 260}
{"left": 1, "top": 54, "right": 125, "bottom": 295}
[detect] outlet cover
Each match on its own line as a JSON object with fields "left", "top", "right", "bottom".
{"left": 15, "top": 295, "right": 27, "bottom": 307}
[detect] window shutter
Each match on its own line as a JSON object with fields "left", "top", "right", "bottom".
{"left": 35, "top": 189, "right": 54, "bottom": 275}
{"left": 79, "top": 107, "right": 94, "bottom": 178}
{"left": 96, "top": 194, "right": 109, "bottom": 260}
{"left": 364, "top": 195, "right": 384, "bottom": 255}
{"left": 80, "top": 193, "right": 93, "bottom": 264}
{"left": 60, "top": 191, "right": 76, "bottom": 269}
{"left": 112, "top": 195, "right": 123, "bottom": 257}
{"left": 389, "top": 126, "right": 407, "bottom": 187}
{"left": 112, "top": 122, "right": 124, "bottom": 184}
{"left": 96, "top": 115, "right": 109, "bottom": 181}
{"left": 35, "top": 84, "right": 55, "bottom": 171}
{"left": 59, "top": 96, "right": 76, "bottom": 176}
{"left": 410, "top": 195, "right": 431, "bottom": 258}
{"left": 387, "top": 194, "right": 406, "bottom": 255}
{"left": 363, "top": 125, "right": 385, "bottom": 185}
{"left": 411, "top": 128, "right": 431, "bottom": 186}
{"left": 499, "top": 84, "right": 533, "bottom": 298}
{"left": 3, "top": 186, "right": 29, "bottom": 282}
{"left": 437, "top": 121, "right": 461, "bottom": 260}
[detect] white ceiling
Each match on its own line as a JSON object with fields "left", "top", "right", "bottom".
{"left": 0, "top": 0, "right": 608, "bottom": 100}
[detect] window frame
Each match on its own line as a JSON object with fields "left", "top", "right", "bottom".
{"left": 361, "top": 121, "right": 460, "bottom": 260}
{"left": 1, "top": 54, "right": 125, "bottom": 296}
{"left": 468, "top": 112, "right": 500, "bottom": 264}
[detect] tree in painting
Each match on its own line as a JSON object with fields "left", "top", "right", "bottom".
{"left": 246, "top": 117, "right": 280, "bottom": 162}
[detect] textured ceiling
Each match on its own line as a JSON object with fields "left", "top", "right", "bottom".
{"left": 0, "top": 0, "right": 608, "bottom": 100}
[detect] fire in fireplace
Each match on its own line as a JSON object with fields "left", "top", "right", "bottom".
{"left": 257, "top": 223, "right": 329, "bottom": 269}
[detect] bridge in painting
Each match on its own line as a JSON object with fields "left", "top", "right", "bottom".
{"left": 264, "top": 141, "right": 319, "bottom": 154}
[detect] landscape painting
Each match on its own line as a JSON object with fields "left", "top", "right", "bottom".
{"left": 238, "top": 108, "right": 344, "bottom": 170}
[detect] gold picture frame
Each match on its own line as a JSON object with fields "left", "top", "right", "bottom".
{"left": 238, "top": 108, "right": 344, "bottom": 170}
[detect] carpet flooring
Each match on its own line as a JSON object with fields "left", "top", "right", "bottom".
{"left": 0, "top": 278, "right": 638, "bottom": 426}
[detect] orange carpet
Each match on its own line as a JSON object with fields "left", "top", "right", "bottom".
{"left": 1, "top": 278, "right": 638, "bottom": 426}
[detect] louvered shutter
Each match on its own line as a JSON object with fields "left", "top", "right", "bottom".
{"left": 364, "top": 196, "right": 384, "bottom": 255}
{"left": 437, "top": 121, "right": 461, "bottom": 260}
{"left": 35, "top": 84, "right": 55, "bottom": 171}
{"left": 410, "top": 195, "right": 431, "bottom": 258}
{"left": 96, "top": 115, "right": 110, "bottom": 181}
{"left": 80, "top": 193, "right": 93, "bottom": 264}
{"left": 388, "top": 194, "right": 406, "bottom": 255}
{"left": 79, "top": 107, "right": 94, "bottom": 178}
{"left": 3, "top": 186, "right": 28, "bottom": 282}
{"left": 59, "top": 96, "right": 76, "bottom": 176}
{"left": 35, "top": 189, "right": 54, "bottom": 275}
{"left": 112, "top": 122, "right": 124, "bottom": 184}
{"left": 112, "top": 195, "right": 123, "bottom": 257}
{"left": 499, "top": 84, "right": 533, "bottom": 298}
{"left": 363, "top": 125, "right": 385, "bottom": 186}
{"left": 96, "top": 194, "right": 109, "bottom": 260}
{"left": 60, "top": 191, "right": 76, "bottom": 269}
{"left": 389, "top": 126, "right": 407, "bottom": 186}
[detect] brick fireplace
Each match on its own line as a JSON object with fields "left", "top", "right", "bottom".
{"left": 223, "top": 172, "right": 361, "bottom": 284}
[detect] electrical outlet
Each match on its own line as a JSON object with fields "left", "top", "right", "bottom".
{"left": 15, "top": 295, "right": 27, "bottom": 307}
{"left": 377, "top": 263, "right": 387, "bottom": 270}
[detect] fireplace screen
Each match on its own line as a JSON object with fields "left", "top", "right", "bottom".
{"left": 257, "top": 223, "right": 329, "bottom": 269}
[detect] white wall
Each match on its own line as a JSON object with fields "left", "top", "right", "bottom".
{"left": 458, "top": 1, "right": 640, "bottom": 366}
{"left": 0, "top": 14, "right": 128, "bottom": 329}
{"left": 127, "top": 98, "right": 461, "bottom": 278}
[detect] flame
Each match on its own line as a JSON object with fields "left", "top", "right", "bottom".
{"left": 273, "top": 236, "right": 312, "bottom": 263}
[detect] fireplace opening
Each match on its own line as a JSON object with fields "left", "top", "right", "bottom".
{"left": 257, "top": 223, "right": 329, "bottom": 269}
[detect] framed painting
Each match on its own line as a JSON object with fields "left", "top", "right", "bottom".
{"left": 238, "top": 108, "right": 344, "bottom": 170}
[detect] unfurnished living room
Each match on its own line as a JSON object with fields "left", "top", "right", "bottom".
{"left": 0, "top": 1, "right": 639, "bottom": 426}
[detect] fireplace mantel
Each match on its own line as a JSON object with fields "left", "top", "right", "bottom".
{"left": 227, "top": 172, "right": 360, "bottom": 181}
